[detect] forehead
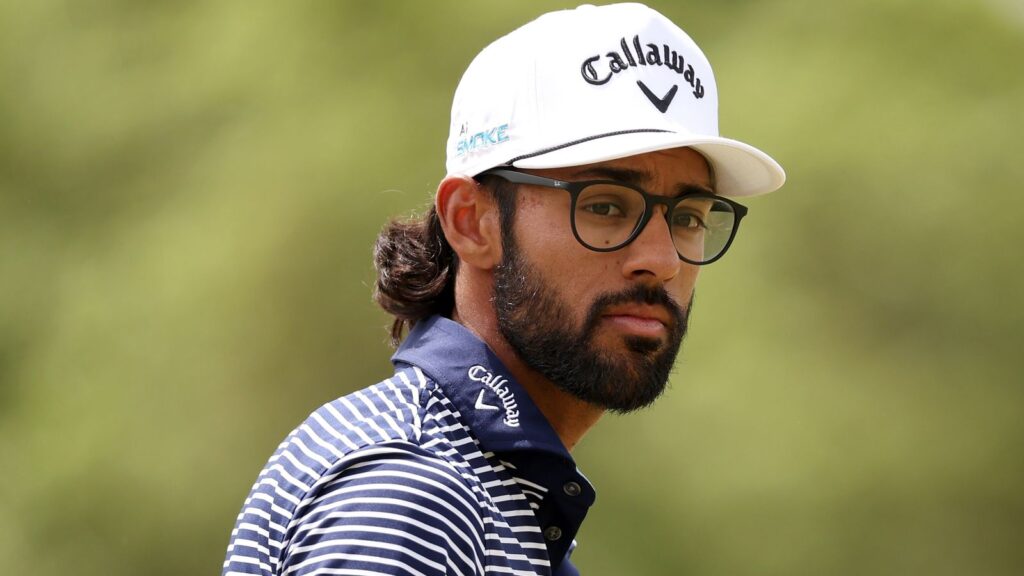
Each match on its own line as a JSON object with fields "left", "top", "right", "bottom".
{"left": 524, "top": 147, "right": 713, "bottom": 191}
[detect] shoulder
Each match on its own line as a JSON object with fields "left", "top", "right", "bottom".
{"left": 223, "top": 367, "right": 487, "bottom": 575}
{"left": 310, "top": 366, "right": 432, "bottom": 452}
{"left": 225, "top": 438, "right": 486, "bottom": 576}
{"left": 280, "top": 369, "right": 489, "bottom": 574}
{"left": 283, "top": 440, "right": 486, "bottom": 575}
{"left": 271, "top": 366, "right": 438, "bottom": 498}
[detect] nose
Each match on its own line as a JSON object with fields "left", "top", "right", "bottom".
{"left": 620, "top": 206, "right": 686, "bottom": 282}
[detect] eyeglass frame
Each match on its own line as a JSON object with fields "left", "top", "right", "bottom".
{"left": 476, "top": 167, "right": 749, "bottom": 265}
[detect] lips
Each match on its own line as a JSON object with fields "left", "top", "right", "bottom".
{"left": 602, "top": 304, "right": 672, "bottom": 326}
{"left": 582, "top": 283, "right": 685, "bottom": 343}
{"left": 600, "top": 305, "right": 673, "bottom": 337}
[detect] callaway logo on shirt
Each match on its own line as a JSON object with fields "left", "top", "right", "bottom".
{"left": 468, "top": 365, "right": 521, "bottom": 427}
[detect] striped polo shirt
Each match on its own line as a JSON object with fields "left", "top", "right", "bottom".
{"left": 222, "top": 315, "right": 596, "bottom": 576}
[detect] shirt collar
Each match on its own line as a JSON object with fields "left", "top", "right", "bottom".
{"left": 391, "top": 315, "right": 571, "bottom": 459}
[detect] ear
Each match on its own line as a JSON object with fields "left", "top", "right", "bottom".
{"left": 435, "top": 175, "right": 503, "bottom": 271}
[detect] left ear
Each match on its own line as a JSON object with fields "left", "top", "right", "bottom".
{"left": 434, "top": 175, "right": 503, "bottom": 271}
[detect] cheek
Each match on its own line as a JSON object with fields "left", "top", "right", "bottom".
{"left": 668, "top": 266, "right": 700, "bottom": 307}
{"left": 512, "top": 193, "right": 576, "bottom": 260}
{"left": 513, "top": 200, "right": 606, "bottom": 298}
{"left": 516, "top": 200, "right": 594, "bottom": 262}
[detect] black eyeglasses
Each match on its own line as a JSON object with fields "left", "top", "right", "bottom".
{"left": 478, "top": 168, "right": 748, "bottom": 265}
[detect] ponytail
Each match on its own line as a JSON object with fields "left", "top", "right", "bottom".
{"left": 373, "top": 204, "right": 456, "bottom": 346}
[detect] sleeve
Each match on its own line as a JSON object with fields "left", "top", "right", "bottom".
{"left": 278, "top": 442, "right": 487, "bottom": 576}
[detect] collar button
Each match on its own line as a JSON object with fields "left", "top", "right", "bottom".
{"left": 563, "top": 481, "right": 582, "bottom": 497}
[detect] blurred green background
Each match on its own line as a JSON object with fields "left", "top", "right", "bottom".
{"left": 2, "top": 1, "right": 1022, "bottom": 575}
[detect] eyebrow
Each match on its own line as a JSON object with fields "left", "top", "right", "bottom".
{"left": 570, "top": 165, "right": 715, "bottom": 196}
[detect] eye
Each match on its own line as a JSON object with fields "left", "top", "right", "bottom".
{"left": 576, "top": 185, "right": 644, "bottom": 223}
{"left": 582, "top": 201, "right": 625, "bottom": 217}
{"left": 671, "top": 211, "right": 707, "bottom": 230}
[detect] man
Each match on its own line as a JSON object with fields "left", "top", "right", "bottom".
{"left": 222, "top": 4, "right": 784, "bottom": 575}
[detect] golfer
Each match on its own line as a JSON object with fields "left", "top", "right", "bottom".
{"left": 222, "top": 4, "right": 784, "bottom": 575}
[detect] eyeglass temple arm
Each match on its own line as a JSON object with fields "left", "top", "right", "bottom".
{"left": 481, "top": 169, "right": 572, "bottom": 190}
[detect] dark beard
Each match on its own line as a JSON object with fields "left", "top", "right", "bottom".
{"left": 493, "top": 236, "right": 689, "bottom": 413}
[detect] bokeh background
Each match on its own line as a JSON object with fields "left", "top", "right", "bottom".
{"left": 2, "top": 1, "right": 1022, "bottom": 575}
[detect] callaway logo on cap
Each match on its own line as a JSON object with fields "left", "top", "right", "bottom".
{"left": 446, "top": 2, "right": 785, "bottom": 198}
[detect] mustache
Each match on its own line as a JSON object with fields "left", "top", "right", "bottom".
{"left": 583, "top": 284, "right": 689, "bottom": 334}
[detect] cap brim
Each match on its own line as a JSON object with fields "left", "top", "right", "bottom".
{"left": 510, "top": 131, "right": 785, "bottom": 198}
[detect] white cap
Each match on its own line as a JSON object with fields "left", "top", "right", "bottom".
{"left": 445, "top": 3, "right": 785, "bottom": 197}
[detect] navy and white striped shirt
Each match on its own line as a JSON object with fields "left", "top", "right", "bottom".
{"left": 223, "top": 315, "right": 596, "bottom": 576}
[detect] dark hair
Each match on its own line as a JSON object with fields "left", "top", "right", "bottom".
{"left": 373, "top": 177, "right": 515, "bottom": 346}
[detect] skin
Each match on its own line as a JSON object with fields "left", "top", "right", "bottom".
{"left": 435, "top": 146, "right": 711, "bottom": 451}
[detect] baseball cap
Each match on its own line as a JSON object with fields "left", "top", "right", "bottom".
{"left": 445, "top": 3, "right": 785, "bottom": 197}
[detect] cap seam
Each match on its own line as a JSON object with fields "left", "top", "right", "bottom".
{"left": 507, "top": 128, "right": 674, "bottom": 165}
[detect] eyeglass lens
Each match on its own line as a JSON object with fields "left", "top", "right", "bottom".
{"left": 574, "top": 184, "right": 736, "bottom": 263}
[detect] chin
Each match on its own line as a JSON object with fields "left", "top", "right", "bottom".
{"left": 622, "top": 335, "right": 665, "bottom": 355}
